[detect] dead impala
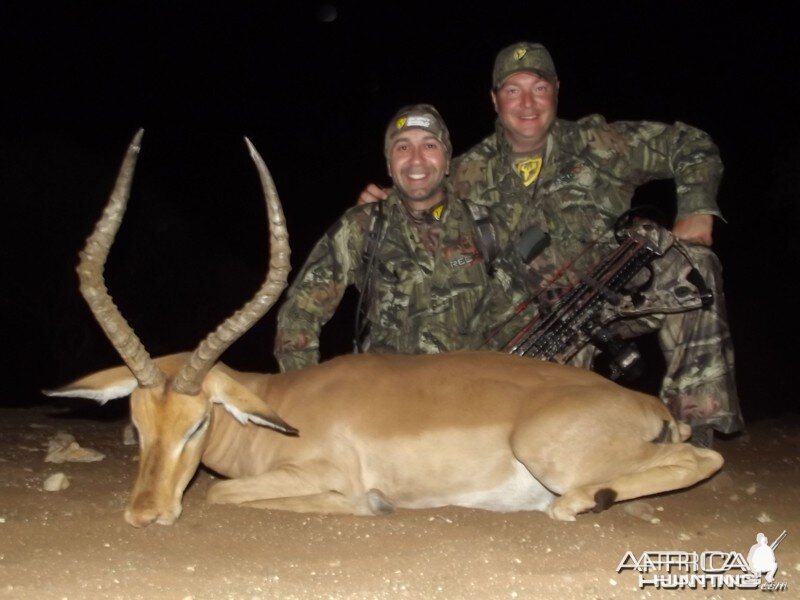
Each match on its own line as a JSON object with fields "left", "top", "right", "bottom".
{"left": 45, "top": 131, "right": 723, "bottom": 527}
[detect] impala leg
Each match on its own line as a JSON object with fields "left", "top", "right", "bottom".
{"left": 207, "top": 465, "right": 334, "bottom": 505}
{"left": 206, "top": 466, "right": 393, "bottom": 516}
{"left": 240, "top": 489, "right": 395, "bottom": 516}
{"left": 546, "top": 444, "right": 723, "bottom": 521}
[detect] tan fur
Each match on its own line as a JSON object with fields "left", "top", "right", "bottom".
{"left": 47, "top": 351, "right": 723, "bottom": 526}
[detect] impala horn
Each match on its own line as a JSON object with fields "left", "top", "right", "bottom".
{"left": 171, "top": 137, "right": 290, "bottom": 394}
{"left": 77, "top": 130, "right": 291, "bottom": 394}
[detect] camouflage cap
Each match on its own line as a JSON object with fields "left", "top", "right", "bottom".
{"left": 384, "top": 104, "right": 452, "bottom": 160}
{"left": 492, "top": 42, "right": 558, "bottom": 89}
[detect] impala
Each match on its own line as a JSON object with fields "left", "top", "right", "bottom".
{"left": 46, "top": 131, "right": 723, "bottom": 527}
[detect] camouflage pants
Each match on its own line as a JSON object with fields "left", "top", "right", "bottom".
{"left": 571, "top": 243, "right": 743, "bottom": 434}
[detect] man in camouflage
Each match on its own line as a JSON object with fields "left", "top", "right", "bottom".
{"left": 275, "top": 104, "right": 507, "bottom": 372}
{"left": 359, "top": 43, "right": 743, "bottom": 443}
{"left": 457, "top": 42, "right": 742, "bottom": 440}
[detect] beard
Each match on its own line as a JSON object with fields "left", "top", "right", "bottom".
{"left": 394, "top": 174, "right": 446, "bottom": 205}
{"left": 395, "top": 185, "right": 444, "bottom": 204}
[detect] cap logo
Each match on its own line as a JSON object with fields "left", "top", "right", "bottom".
{"left": 396, "top": 117, "right": 408, "bottom": 129}
{"left": 514, "top": 48, "right": 527, "bottom": 61}
{"left": 405, "top": 115, "right": 432, "bottom": 128}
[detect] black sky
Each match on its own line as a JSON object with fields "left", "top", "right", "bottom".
{"left": 2, "top": 1, "right": 798, "bottom": 417}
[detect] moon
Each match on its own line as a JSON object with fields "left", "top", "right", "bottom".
{"left": 316, "top": 4, "right": 338, "bottom": 23}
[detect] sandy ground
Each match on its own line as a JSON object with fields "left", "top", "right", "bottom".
{"left": 1, "top": 405, "right": 798, "bottom": 600}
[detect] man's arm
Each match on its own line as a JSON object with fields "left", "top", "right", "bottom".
{"left": 667, "top": 122, "right": 722, "bottom": 245}
{"left": 602, "top": 118, "right": 724, "bottom": 246}
{"left": 274, "top": 213, "right": 365, "bottom": 372}
{"left": 672, "top": 213, "right": 714, "bottom": 246}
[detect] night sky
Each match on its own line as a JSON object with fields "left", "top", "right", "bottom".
{"left": 2, "top": 2, "right": 797, "bottom": 419}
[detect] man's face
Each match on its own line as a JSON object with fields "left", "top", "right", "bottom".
{"left": 492, "top": 71, "right": 559, "bottom": 153}
{"left": 388, "top": 128, "right": 449, "bottom": 208}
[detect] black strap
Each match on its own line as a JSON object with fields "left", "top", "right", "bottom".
{"left": 353, "top": 201, "right": 385, "bottom": 352}
{"left": 461, "top": 198, "right": 498, "bottom": 265}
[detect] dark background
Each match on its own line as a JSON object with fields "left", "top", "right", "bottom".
{"left": 1, "top": 1, "right": 797, "bottom": 420}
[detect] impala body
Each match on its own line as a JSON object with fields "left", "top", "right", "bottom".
{"left": 46, "top": 131, "right": 723, "bottom": 527}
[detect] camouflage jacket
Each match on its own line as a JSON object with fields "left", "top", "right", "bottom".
{"left": 274, "top": 187, "right": 508, "bottom": 372}
{"left": 452, "top": 115, "right": 724, "bottom": 293}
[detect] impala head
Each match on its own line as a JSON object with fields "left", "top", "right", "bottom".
{"left": 44, "top": 130, "right": 296, "bottom": 527}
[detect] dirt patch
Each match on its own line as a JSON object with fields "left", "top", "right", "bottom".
{"left": 1, "top": 406, "right": 798, "bottom": 599}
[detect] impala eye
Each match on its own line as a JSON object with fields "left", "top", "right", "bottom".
{"left": 187, "top": 414, "right": 210, "bottom": 440}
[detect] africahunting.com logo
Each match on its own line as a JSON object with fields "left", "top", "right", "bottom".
{"left": 616, "top": 530, "right": 788, "bottom": 591}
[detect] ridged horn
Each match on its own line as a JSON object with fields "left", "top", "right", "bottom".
{"left": 77, "top": 129, "right": 166, "bottom": 388}
{"left": 171, "top": 138, "right": 291, "bottom": 395}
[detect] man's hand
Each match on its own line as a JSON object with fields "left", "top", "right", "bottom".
{"left": 672, "top": 214, "right": 714, "bottom": 246}
{"left": 357, "top": 183, "right": 390, "bottom": 205}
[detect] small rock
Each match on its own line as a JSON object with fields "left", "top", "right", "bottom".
{"left": 46, "top": 432, "right": 105, "bottom": 463}
{"left": 436, "top": 516, "right": 453, "bottom": 524}
{"left": 756, "top": 512, "right": 773, "bottom": 523}
{"left": 745, "top": 483, "right": 757, "bottom": 496}
{"left": 624, "top": 501, "right": 655, "bottom": 521}
{"left": 678, "top": 533, "right": 691, "bottom": 541}
{"left": 43, "top": 472, "right": 70, "bottom": 491}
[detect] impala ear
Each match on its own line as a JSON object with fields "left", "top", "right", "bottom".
{"left": 204, "top": 369, "right": 298, "bottom": 437}
{"left": 42, "top": 365, "right": 138, "bottom": 404}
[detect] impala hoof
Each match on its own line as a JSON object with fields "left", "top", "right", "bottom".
{"left": 366, "top": 489, "right": 395, "bottom": 515}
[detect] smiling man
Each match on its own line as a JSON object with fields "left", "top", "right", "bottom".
{"left": 452, "top": 42, "right": 743, "bottom": 444}
{"left": 274, "top": 104, "right": 509, "bottom": 372}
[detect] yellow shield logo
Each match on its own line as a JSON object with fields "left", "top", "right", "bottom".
{"left": 514, "top": 48, "right": 527, "bottom": 61}
{"left": 396, "top": 117, "right": 408, "bottom": 129}
{"left": 515, "top": 157, "right": 543, "bottom": 187}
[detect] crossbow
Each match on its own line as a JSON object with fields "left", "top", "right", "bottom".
{"left": 498, "top": 219, "right": 712, "bottom": 379}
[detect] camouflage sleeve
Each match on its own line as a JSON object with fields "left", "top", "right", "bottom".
{"left": 585, "top": 116, "right": 725, "bottom": 221}
{"left": 450, "top": 137, "right": 496, "bottom": 207}
{"left": 274, "top": 210, "right": 368, "bottom": 372}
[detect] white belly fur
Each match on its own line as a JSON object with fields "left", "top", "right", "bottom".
{"left": 353, "top": 425, "right": 555, "bottom": 513}
{"left": 395, "top": 459, "right": 555, "bottom": 512}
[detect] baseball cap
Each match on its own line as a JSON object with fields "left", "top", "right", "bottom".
{"left": 384, "top": 104, "right": 452, "bottom": 159}
{"left": 493, "top": 42, "right": 558, "bottom": 89}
